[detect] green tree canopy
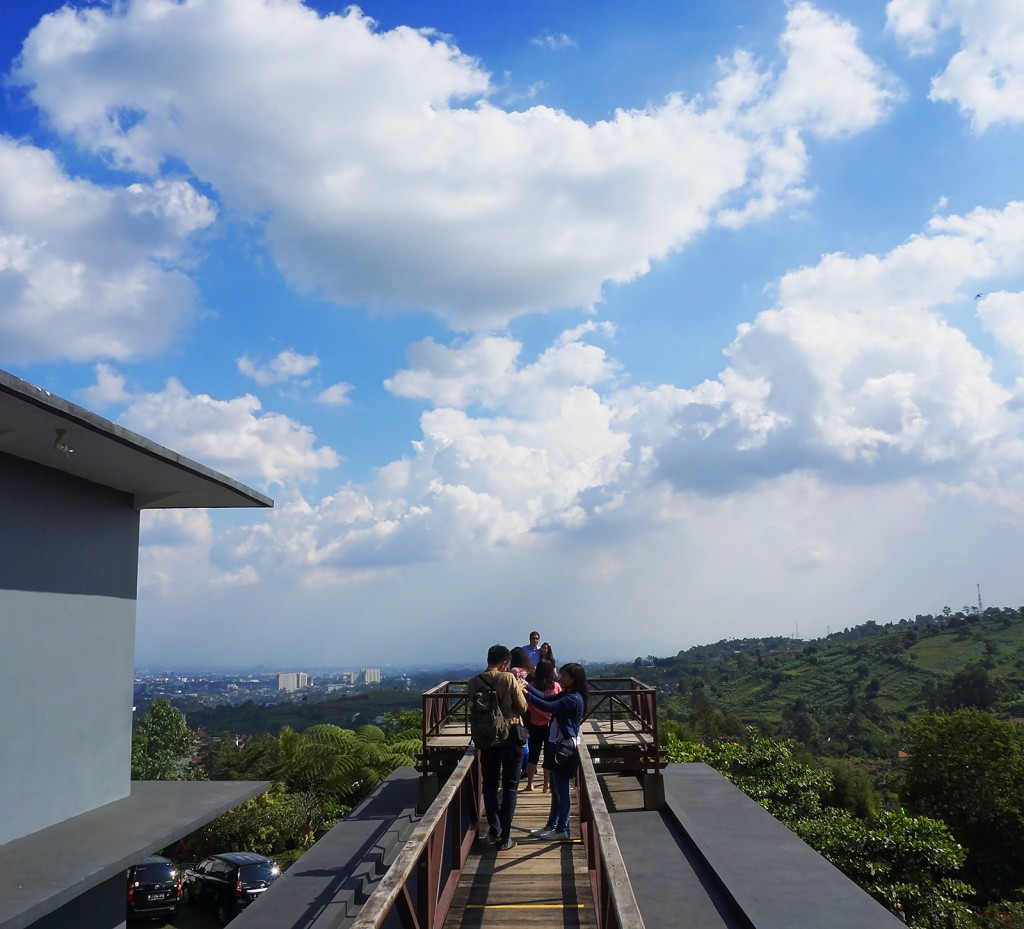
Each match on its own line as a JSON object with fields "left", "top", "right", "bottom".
{"left": 131, "top": 699, "right": 197, "bottom": 780}
{"left": 902, "top": 708, "right": 1024, "bottom": 901}
{"left": 667, "top": 730, "right": 973, "bottom": 924}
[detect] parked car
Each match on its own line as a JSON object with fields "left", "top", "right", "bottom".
{"left": 182, "top": 852, "right": 280, "bottom": 924}
{"left": 126, "top": 855, "right": 181, "bottom": 924}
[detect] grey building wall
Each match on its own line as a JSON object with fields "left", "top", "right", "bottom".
{"left": 0, "top": 453, "right": 139, "bottom": 845}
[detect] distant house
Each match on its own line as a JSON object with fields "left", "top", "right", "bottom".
{"left": 0, "top": 369, "right": 273, "bottom": 929}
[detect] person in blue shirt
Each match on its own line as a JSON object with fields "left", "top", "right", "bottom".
{"left": 523, "top": 631, "right": 541, "bottom": 666}
{"left": 524, "top": 662, "right": 589, "bottom": 840}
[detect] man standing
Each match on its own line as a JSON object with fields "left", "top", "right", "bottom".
{"left": 523, "top": 631, "right": 541, "bottom": 666}
{"left": 469, "top": 644, "right": 528, "bottom": 850}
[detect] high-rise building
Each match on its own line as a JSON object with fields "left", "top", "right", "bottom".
{"left": 361, "top": 668, "right": 382, "bottom": 684}
{"left": 278, "top": 672, "right": 310, "bottom": 691}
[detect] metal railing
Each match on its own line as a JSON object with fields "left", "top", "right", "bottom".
{"left": 421, "top": 677, "right": 661, "bottom": 771}
{"left": 354, "top": 741, "right": 645, "bottom": 929}
{"left": 421, "top": 680, "right": 472, "bottom": 742}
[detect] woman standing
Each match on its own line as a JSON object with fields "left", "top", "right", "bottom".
{"left": 524, "top": 660, "right": 560, "bottom": 792}
{"left": 524, "top": 663, "right": 588, "bottom": 840}
{"left": 538, "top": 642, "right": 556, "bottom": 666}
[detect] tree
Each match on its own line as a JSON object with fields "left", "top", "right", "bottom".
{"left": 666, "top": 731, "right": 975, "bottom": 922}
{"left": 903, "top": 709, "right": 1024, "bottom": 901}
{"left": 131, "top": 699, "right": 197, "bottom": 780}
{"left": 795, "top": 809, "right": 970, "bottom": 924}
{"left": 206, "top": 722, "right": 421, "bottom": 846}
{"left": 942, "top": 666, "right": 1000, "bottom": 711}
{"left": 195, "top": 783, "right": 305, "bottom": 858}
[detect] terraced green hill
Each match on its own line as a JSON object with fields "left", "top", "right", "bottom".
{"left": 596, "top": 606, "right": 1024, "bottom": 756}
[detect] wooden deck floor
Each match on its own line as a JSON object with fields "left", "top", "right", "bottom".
{"left": 444, "top": 785, "right": 596, "bottom": 929}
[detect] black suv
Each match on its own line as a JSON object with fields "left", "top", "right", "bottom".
{"left": 182, "top": 852, "right": 280, "bottom": 924}
{"left": 126, "top": 855, "right": 181, "bottom": 924}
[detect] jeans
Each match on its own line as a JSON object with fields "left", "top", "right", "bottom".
{"left": 481, "top": 742, "right": 523, "bottom": 841}
{"left": 547, "top": 767, "right": 572, "bottom": 831}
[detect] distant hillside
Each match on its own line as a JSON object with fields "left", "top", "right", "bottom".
{"left": 596, "top": 605, "right": 1024, "bottom": 756}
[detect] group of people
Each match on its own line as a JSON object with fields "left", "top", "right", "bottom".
{"left": 468, "top": 632, "right": 589, "bottom": 852}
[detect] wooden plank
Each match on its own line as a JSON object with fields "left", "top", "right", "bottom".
{"left": 444, "top": 783, "right": 596, "bottom": 929}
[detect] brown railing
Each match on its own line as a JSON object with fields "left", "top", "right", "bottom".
{"left": 586, "top": 677, "right": 662, "bottom": 772}
{"left": 350, "top": 747, "right": 481, "bottom": 929}
{"left": 352, "top": 743, "right": 643, "bottom": 929}
{"left": 421, "top": 677, "right": 661, "bottom": 768}
{"left": 421, "top": 680, "right": 472, "bottom": 742}
{"left": 577, "top": 744, "right": 647, "bottom": 929}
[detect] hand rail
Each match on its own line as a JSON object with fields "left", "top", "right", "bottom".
{"left": 353, "top": 740, "right": 645, "bottom": 929}
{"left": 421, "top": 678, "right": 661, "bottom": 773}
{"left": 577, "top": 746, "right": 647, "bottom": 929}
{"left": 350, "top": 747, "right": 480, "bottom": 929}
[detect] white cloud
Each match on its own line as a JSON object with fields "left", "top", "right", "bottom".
{"left": 978, "top": 291, "right": 1024, "bottom": 360}
{"left": 760, "top": 3, "right": 902, "bottom": 140}
{"left": 14, "top": 0, "right": 895, "bottom": 329}
{"left": 117, "top": 193, "right": 1024, "bottom": 606}
{"left": 138, "top": 508, "right": 215, "bottom": 596}
{"left": 716, "top": 4, "right": 900, "bottom": 226}
{"left": 317, "top": 382, "right": 354, "bottom": 406}
{"left": 78, "top": 362, "right": 132, "bottom": 408}
{"left": 214, "top": 326, "right": 630, "bottom": 576}
{"left": 238, "top": 349, "right": 320, "bottom": 386}
{"left": 0, "top": 137, "right": 214, "bottom": 363}
{"left": 531, "top": 32, "right": 577, "bottom": 51}
{"left": 887, "top": 0, "right": 1024, "bottom": 130}
{"left": 116, "top": 376, "right": 340, "bottom": 485}
{"left": 652, "top": 202, "right": 1024, "bottom": 493}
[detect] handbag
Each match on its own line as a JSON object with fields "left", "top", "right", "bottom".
{"left": 553, "top": 737, "right": 577, "bottom": 765}
{"left": 510, "top": 723, "right": 529, "bottom": 747}
{"left": 552, "top": 700, "right": 581, "bottom": 765}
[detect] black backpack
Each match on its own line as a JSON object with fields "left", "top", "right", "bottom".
{"left": 470, "top": 675, "right": 510, "bottom": 749}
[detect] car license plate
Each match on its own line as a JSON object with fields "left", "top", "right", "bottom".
{"left": 147, "top": 893, "right": 166, "bottom": 901}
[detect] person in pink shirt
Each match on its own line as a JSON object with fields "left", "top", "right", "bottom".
{"left": 524, "top": 659, "right": 561, "bottom": 792}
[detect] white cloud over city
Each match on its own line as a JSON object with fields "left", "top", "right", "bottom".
{"left": 3, "top": 0, "right": 1024, "bottom": 665}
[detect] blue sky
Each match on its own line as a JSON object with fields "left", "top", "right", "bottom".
{"left": 3, "top": 0, "right": 1024, "bottom": 669}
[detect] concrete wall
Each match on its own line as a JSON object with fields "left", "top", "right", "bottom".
{"left": 0, "top": 453, "right": 139, "bottom": 846}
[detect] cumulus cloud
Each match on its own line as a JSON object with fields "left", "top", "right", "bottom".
{"left": 212, "top": 325, "right": 630, "bottom": 577}
{"left": 207, "top": 197, "right": 1024, "bottom": 582}
{"left": 317, "top": 382, "right": 354, "bottom": 406}
{"left": 238, "top": 349, "right": 320, "bottom": 386}
{"left": 78, "top": 362, "right": 132, "bottom": 408}
{"left": 109, "top": 376, "right": 340, "bottom": 485}
{"left": 651, "top": 201, "right": 1024, "bottom": 493}
{"left": 13, "top": 0, "right": 895, "bottom": 328}
{"left": 138, "top": 508, "right": 216, "bottom": 595}
{"left": 0, "top": 137, "right": 214, "bottom": 363}
{"left": 716, "top": 3, "right": 901, "bottom": 225}
{"left": 978, "top": 291, "right": 1024, "bottom": 360}
{"left": 887, "top": 0, "right": 1024, "bottom": 130}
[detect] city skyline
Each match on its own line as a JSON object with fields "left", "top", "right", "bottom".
{"left": 2, "top": 0, "right": 1023, "bottom": 667}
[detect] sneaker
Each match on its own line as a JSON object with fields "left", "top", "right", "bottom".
{"left": 497, "top": 838, "right": 517, "bottom": 851}
{"left": 544, "top": 829, "right": 570, "bottom": 841}
{"left": 530, "top": 826, "right": 555, "bottom": 837}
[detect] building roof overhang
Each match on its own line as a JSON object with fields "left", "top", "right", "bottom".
{"left": 0, "top": 370, "right": 272, "bottom": 510}
{"left": 0, "top": 780, "right": 271, "bottom": 929}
